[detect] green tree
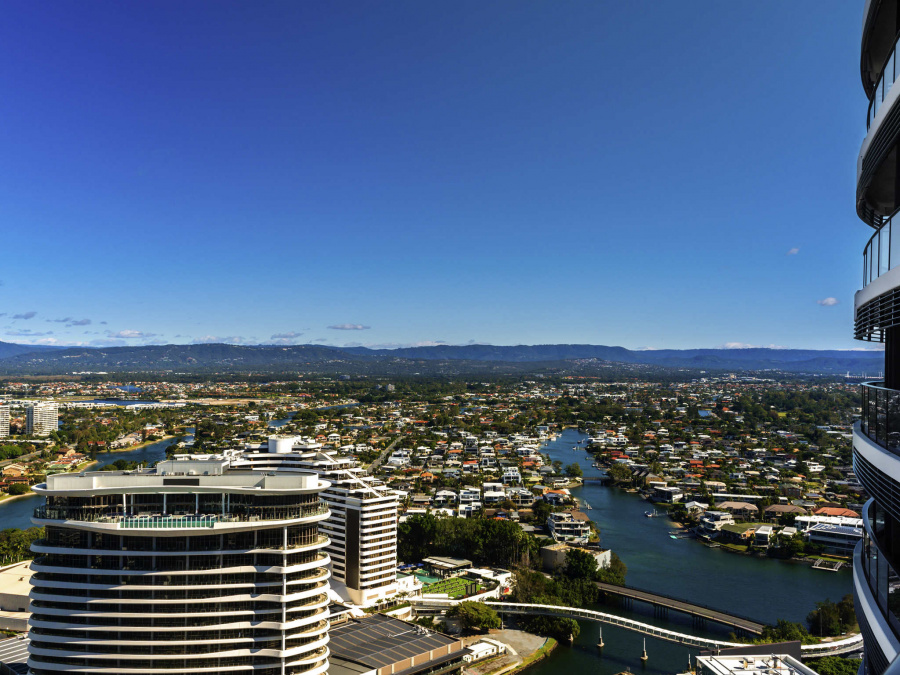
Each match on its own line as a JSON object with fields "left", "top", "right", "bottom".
{"left": 451, "top": 601, "right": 501, "bottom": 631}
{"left": 564, "top": 463, "right": 583, "bottom": 478}
{"left": 521, "top": 615, "right": 580, "bottom": 643}
{"left": 808, "top": 657, "right": 862, "bottom": 675}
{"left": 808, "top": 599, "right": 843, "bottom": 637}
{"left": 760, "top": 619, "right": 813, "bottom": 644}
{"left": 564, "top": 548, "right": 598, "bottom": 580}
{"left": 531, "top": 500, "right": 552, "bottom": 524}
{"left": 596, "top": 552, "right": 627, "bottom": 586}
{"left": 7, "top": 483, "right": 30, "bottom": 495}
{"left": 606, "top": 463, "right": 632, "bottom": 483}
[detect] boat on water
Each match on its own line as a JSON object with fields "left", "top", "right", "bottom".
{"left": 644, "top": 510, "right": 659, "bottom": 518}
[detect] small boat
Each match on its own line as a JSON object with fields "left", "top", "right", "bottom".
{"left": 644, "top": 510, "right": 659, "bottom": 518}
{"left": 669, "top": 534, "right": 679, "bottom": 540}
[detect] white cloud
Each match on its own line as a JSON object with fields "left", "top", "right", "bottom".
{"left": 787, "top": 248, "right": 799, "bottom": 255}
{"left": 270, "top": 331, "right": 304, "bottom": 345}
{"left": 328, "top": 324, "right": 371, "bottom": 331}
{"left": 107, "top": 329, "right": 158, "bottom": 339}
{"left": 6, "top": 329, "right": 53, "bottom": 337}
{"left": 817, "top": 297, "right": 839, "bottom": 306}
{"left": 361, "top": 341, "right": 448, "bottom": 349}
{"left": 191, "top": 335, "right": 248, "bottom": 345}
{"left": 48, "top": 317, "right": 92, "bottom": 326}
{"left": 12, "top": 311, "right": 36, "bottom": 320}
{"left": 720, "top": 342, "right": 788, "bottom": 349}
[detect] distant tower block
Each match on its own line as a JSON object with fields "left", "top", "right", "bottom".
{"left": 26, "top": 401, "right": 58, "bottom": 437}
{"left": 0, "top": 403, "right": 9, "bottom": 438}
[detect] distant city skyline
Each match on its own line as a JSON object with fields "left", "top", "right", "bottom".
{"left": 0, "top": 1, "right": 864, "bottom": 350}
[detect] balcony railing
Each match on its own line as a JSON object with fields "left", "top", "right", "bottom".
{"left": 860, "top": 382, "right": 900, "bottom": 453}
{"left": 868, "top": 30, "right": 900, "bottom": 130}
{"left": 859, "top": 499, "right": 900, "bottom": 643}
{"left": 34, "top": 503, "right": 330, "bottom": 526}
{"left": 862, "top": 215, "right": 900, "bottom": 287}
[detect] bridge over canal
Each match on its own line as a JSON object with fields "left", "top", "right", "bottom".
{"left": 595, "top": 582, "right": 766, "bottom": 634}
{"left": 410, "top": 599, "right": 863, "bottom": 659}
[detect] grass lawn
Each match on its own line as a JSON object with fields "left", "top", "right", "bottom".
{"left": 426, "top": 577, "right": 483, "bottom": 598}
{"left": 518, "top": 638, "right": 558, "bottom": 669}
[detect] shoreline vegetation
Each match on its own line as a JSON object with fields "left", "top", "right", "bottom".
{"left": 92, "top": 434, "right": 177, "bottom": 456}
{"left": 0, "top": 491, "right": 38, "bottom": 505}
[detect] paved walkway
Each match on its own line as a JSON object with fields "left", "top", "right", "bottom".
{"left": 463, "top": 629, "right": 545, "bottom": 675}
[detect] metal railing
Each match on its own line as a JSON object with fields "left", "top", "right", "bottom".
{"left": 413, "top": 600, "right": 863, "bottom": 657}
{"left": 862, "top": 215, "right": 900, "bottom": 287}
{"left": 34, "top": 503, "right": 330, "bottom": 526}
{"left": 868, "top": 30, "right": 900, "bottom": 131}
{"left": 859, "top": 382, "right": 900, "bottom": 453}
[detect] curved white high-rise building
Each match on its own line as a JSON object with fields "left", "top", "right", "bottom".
{"left": 227, "top": 436, "right": 398, "bottom": 606}
{"left": 26, "top": 459, "right": 332, "bottom": 675}
{"left": 854, "top": 2, "right": 900, "bottom": 674}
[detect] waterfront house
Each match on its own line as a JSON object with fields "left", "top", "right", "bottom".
{"left": 754, "top": 525, "right": 774, "bottom": 547}
{"left": 699, "top": 511, "right": 735, "bottom": 535}
{"left": 547, "top": 512, "right": 591, "bottom": 544}
{"left": 715, "top": 501, "right": 759, "bottom": 521}
{"left": 764, "top": 504, "right": 807, "bottom": 522}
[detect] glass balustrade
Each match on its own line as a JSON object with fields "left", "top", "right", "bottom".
{"left": 861, "top": 500, "right": 900, "bottom": 640}
{"left": 862, "top": 215, "right": 900, "bottom": 287}
{"left": 868, "top": 32, "right": 900, "bottom": 130}
{"left": 860, "top": 382, "right": 900, "bottom": 454}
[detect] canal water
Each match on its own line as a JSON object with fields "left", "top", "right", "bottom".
{"left": 0, "top": 432, "right": 192, "bottom": 531}
{"left": 0, "top": 424, "right": 851, "bottom": 673}
{"left": 524, "top": 428, "right": 853, "bottom": 675}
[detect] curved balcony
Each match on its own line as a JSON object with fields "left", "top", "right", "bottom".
{"left": 863, "top": 215, "right": 900, "bottom": 288}
{"left": 859, "top": 382, "right": 900, "bottom": 454}
{"left": 862, "top": 1, "right": 899, "bottom": 95}
{"left": 32, "top": 503, "right": 330, "bottom": 529}
{"left": 854, "top": 499, "right": 900, "bottom": 675}
{"left": 868, "top": 30, "right": 900, "bottom": 132}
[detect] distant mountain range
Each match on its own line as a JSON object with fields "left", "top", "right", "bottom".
{"left": 0, "top": 341, "right": 883, "bottom": 377}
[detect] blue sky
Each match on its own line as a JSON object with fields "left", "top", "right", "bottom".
{"left": 0, "top": 1, "right": 873, "bottom": 351}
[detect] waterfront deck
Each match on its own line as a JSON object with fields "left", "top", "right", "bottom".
{"left": 595, "top": 583, "right": 766, "bottom": 634}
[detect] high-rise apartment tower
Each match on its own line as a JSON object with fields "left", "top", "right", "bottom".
{"left": 853, "top": 2, "right": 900, "bottom": 674}
{"left": 0, "top": 403, "right": 9, "bottom": 438}
{"left": 186, "top": 436, "right": 399, "bottom": 606}
{"left": 26, "top": 459, "right": 332, "bottom": 675}
{"left": 26, "top": 402, "right": 57, "bottom": 437}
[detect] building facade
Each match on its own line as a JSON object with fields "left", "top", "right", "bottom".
{"left": 853, "top": 2, "right": 900, "bottom": 674}
{"left": 185, "top": 436, "right": 399, "bottom": 607}
{"left": 0, "top": 403, "right": 9, "bottom": 438}
{"left": 26, "top": 402, "right": 57, "bottom": 437}
{"left": 26, "top": 459, "right": 332, "bottom": 675}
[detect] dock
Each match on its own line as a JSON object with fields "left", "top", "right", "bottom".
{"left": 812, "top": 559, "right": 844, "bottom": 572}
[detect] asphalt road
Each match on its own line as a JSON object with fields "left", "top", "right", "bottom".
{"left": 367, "top": 436, "right": 400, "bottom": 472}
